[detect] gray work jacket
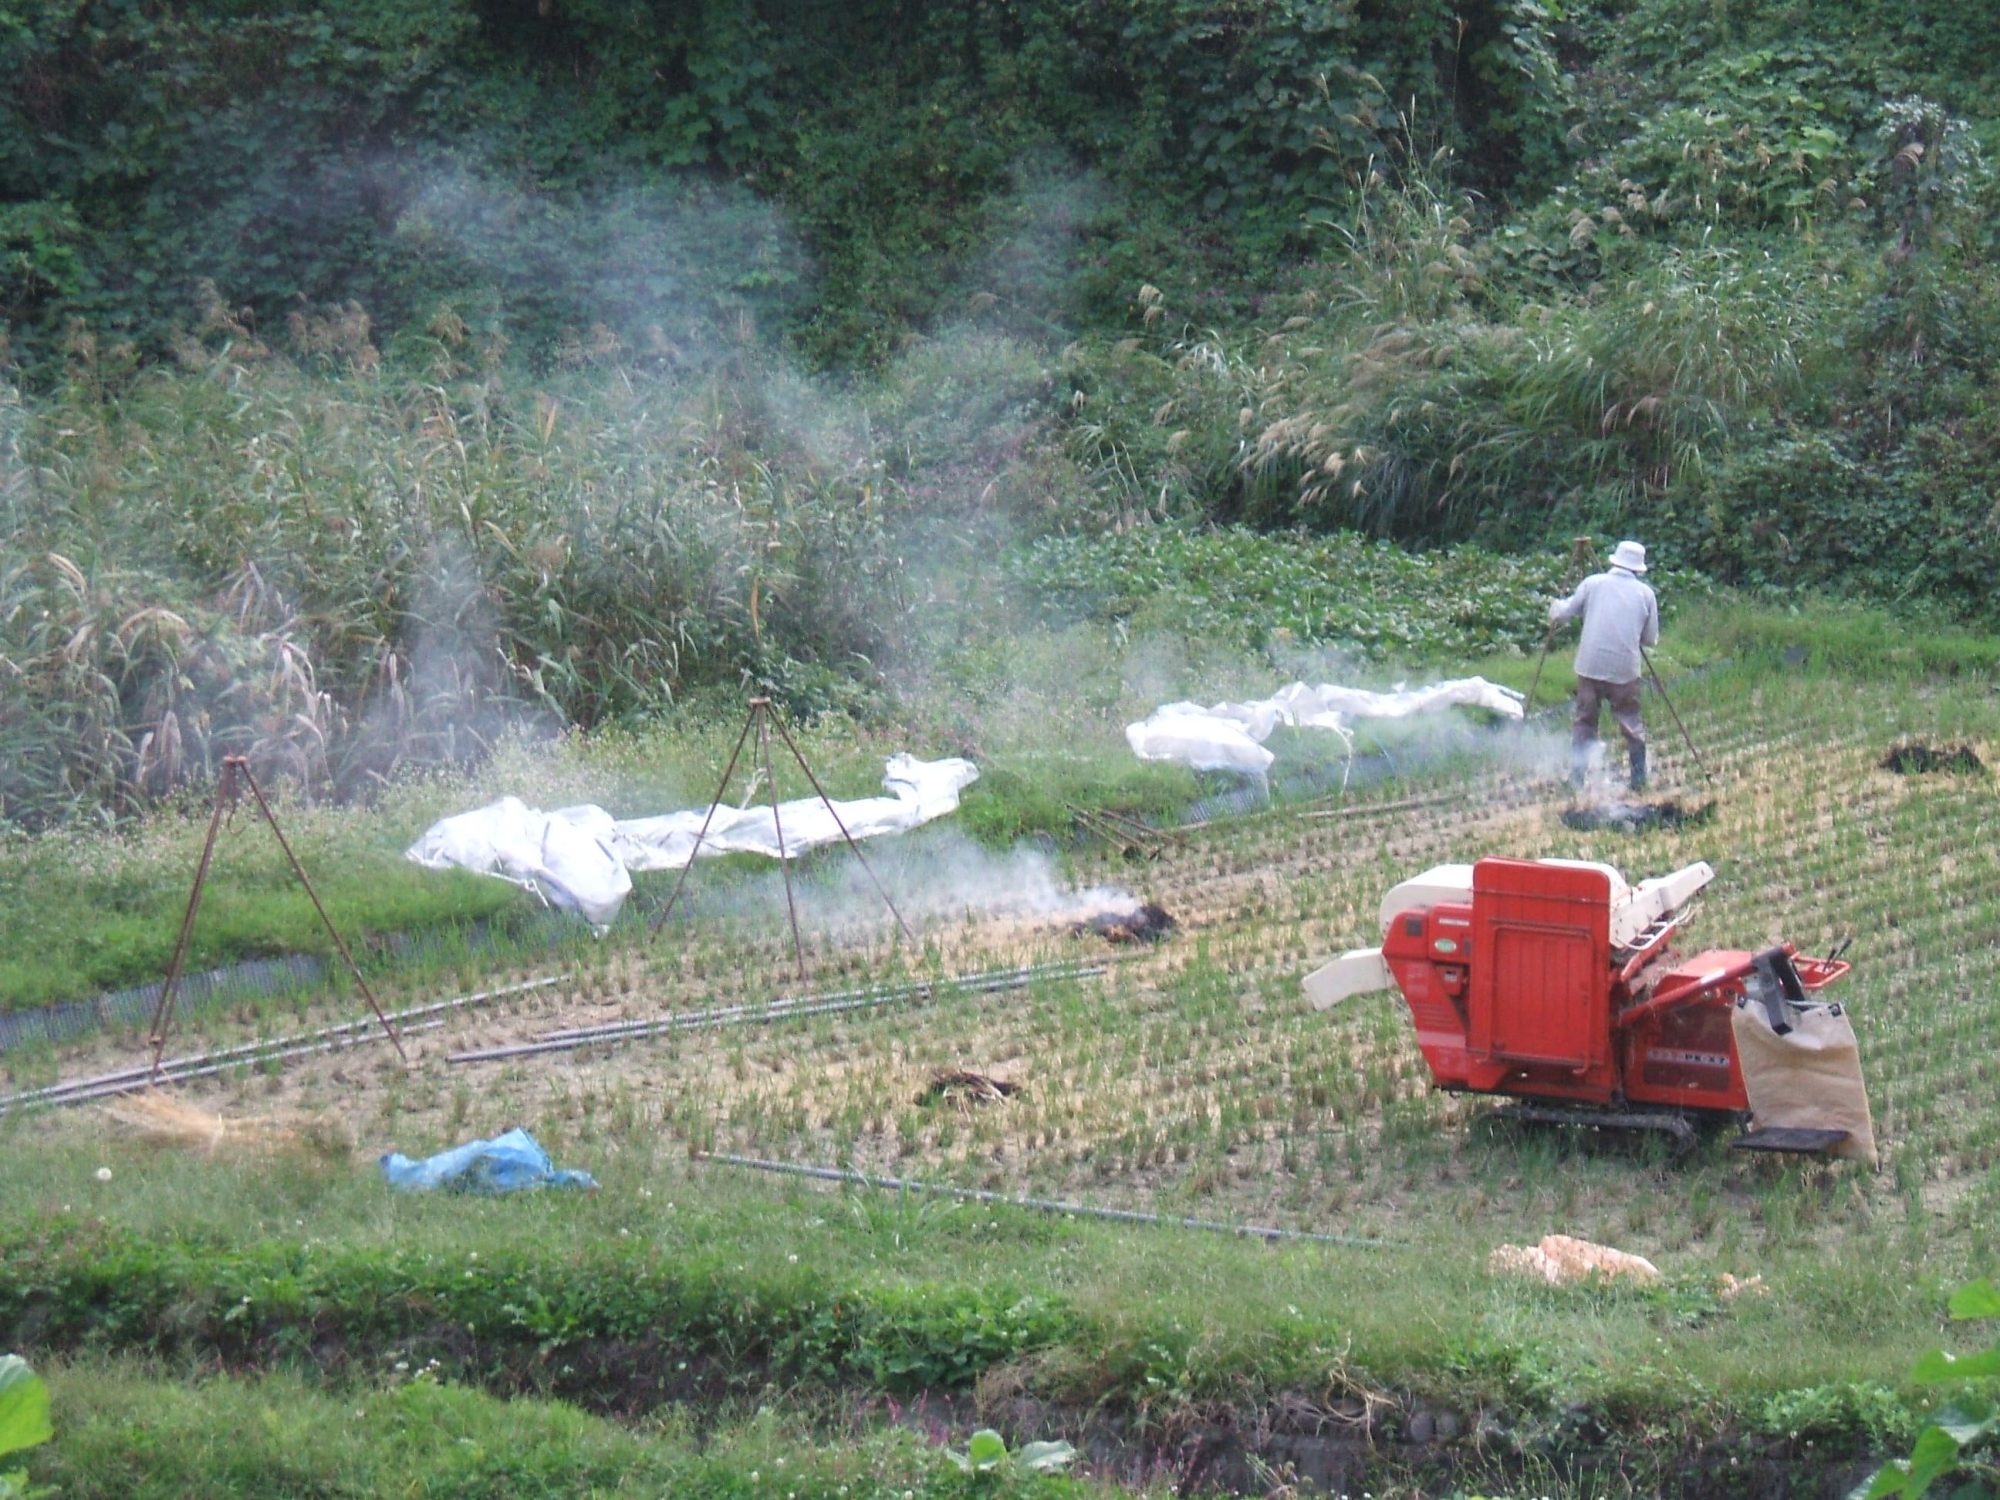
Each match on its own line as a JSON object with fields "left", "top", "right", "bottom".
{"left": 1550, "top": 567, "right": 1659, "bottom": 683}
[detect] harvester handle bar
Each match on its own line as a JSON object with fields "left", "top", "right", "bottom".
{"left": 1614, "top": 951, "right": 1764, "bottom": 1031}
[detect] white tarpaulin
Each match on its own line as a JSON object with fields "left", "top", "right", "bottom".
{"left": 404, "top": 796, "right": 632, "bottom": 930}
{"left": 1126, "top": 678, "right": 1525, "bottom": 774}
{"left": 407, "top": 754, "right": 979, "bottom": 930}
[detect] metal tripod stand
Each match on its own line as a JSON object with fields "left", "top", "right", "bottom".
{"left": 148, "top": 755, "right": 408, "bottom": 1079}
{"left": 646, "top": 698, "right": 915, "bottom": 983}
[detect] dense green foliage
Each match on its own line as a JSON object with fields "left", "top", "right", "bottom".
{"left": 1, "top": 0, "right": 1449, "bottom": 370}
{"left": 0, "top": 353, "right": 941, "bottom": 825}
{"left": 1070, "top": 85, "right": 2000, "bottom": 572}
{"left": 6, "top": 0, "right": 2000, "bottom": 835}
{"left": 10, "top": 0, "right": 1986, "bottom": 372}
{"left": 1019, "top": 526, "right": 1585, "bottom": 657}
{"left": 0, "top": 1214, "right": 1075, "bottom": 1400}
{"left": 3, "top": 341, "right": 1573, "bottom": 829}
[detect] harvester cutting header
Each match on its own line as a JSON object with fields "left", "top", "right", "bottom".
{"left": 1306, "top": 856, "right": 1876, "bottom": 1161}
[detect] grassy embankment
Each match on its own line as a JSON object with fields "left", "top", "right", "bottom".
{"left": 23, "top": 1355, "right": 1131, "bottom": 1500}
{"left": 5, "top": 599, "right": 1999, "bottom": 1497}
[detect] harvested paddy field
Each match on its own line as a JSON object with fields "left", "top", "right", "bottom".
{"left": 6, "top": 658, "right": 1999, "bottom": 1498}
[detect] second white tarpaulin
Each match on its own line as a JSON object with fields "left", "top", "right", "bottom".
{"left": 1125, "top": 678, "right": 1526, "bottom": 775}
{"left": 406, "top": 754, "right": 980, "bottom": 930}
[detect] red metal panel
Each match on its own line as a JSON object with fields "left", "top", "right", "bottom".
{"left": 1624, "top": 994, "right": 1746, "bottom": 1111}
{"left": 1383, "top": 904, "right": 1477, "bottom": 1089}
{"left": 1468, "top": 859, "right": 1613, "bottom": 1076}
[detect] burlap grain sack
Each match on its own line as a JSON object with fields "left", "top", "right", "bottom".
{"left": 1731, "top": 1001, "right": 1878, "bottom": 1166}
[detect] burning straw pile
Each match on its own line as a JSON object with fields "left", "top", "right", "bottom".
{"left": 1071, "top": 901, "right": 1178, "bottom": 945}
{"left": 1560, "top": 799, "right": 1715, "bottom": 834}
{"left": 918, "top": 1069, "right": 1022, "bottom": 1110}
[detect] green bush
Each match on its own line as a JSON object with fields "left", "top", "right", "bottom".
{"left": 1685, "top": 427, "right": 2000, "bottom": 626}
{"left": 1015, "top": 524, "right": 1583, "bottom": 660}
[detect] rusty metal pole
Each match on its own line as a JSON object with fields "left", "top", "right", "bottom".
{"left": 755, "top": 700, "right": 811, "bottom": 987}
{"left": 1525, "top": 536, "right": 1597, "bottom": 719}
{"left": 148, "top": 758, "right": 237, "bottom": 1079}
{"left": 767, "top": 710, "right": 916, "bottom": 947}
{"left": 235, "top": 758, "right": 408, "bottom": 1064}
{"left": 644, "top": 694, "right": 917, "bottom": 967}
{"left": 646, "top": 703, "right": 762, "bottom": 940}
{"left": 1523, "top": 626, "right": 1558, "bottom": 719}
{"left": 1642, "top": 648, "right": 1715, "bottom": 784}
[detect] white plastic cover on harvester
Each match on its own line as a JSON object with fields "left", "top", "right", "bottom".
{"left": 406, "top": 754, "right": 979, "bottom": 931}
{"left": 1125, "top": 678, "right": 1525, "bottom": 775}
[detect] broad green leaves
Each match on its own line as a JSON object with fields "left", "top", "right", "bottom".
{"left": 1017, "top": 521, "right": 1592, "bottom": 661}
{"left": 1951, "top": 1282, "right": 2000, "bottom": 1321}
{"left": 0, "top": 1355, "right": 53, "bottom": 1497}
{"left": 1852, "top": 1282, "right": 2000, "bottom": 1500}
{"left": 945, "top": 1427, "right": 1077, "bottom": 1479}
{"left": 1911, "top": 1350, "right": 2000, "bottom": 1384}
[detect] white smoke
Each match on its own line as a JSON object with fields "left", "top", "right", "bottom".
{"left": 662, "top": 826, "right": 1142, "bottom": 939}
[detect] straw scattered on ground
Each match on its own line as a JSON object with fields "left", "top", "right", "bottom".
{"left": 102, "top": 1089, "right": 344, "bottom": 1158}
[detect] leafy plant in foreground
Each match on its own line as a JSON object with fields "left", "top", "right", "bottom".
{"left": 1855, "top": 1279, "right": 2000, "bottom": 1498}
{"left": 0, "top": 1356, "right": 52, "bottom": 1499}
{"left": 945, "top": 1428, "right": 1076, "bottom": 1482}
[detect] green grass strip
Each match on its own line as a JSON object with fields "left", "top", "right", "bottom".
{"left": 29, "top": 1357, "right": 1118, "bottom": 1500}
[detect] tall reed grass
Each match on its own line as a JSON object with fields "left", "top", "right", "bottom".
{"left": 0, "top": 328, "right": 1009, "bottom": 827}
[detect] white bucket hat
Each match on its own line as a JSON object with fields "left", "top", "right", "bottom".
{"left": 1610, "top": 539, "right": 1648, "bottom": 574}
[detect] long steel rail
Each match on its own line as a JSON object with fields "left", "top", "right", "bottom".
{"left": 698, "top": 1153, "right": 1396, "bottom": 1249}
{"left": 1, "top": 974, "right": 565, "bottom": 1113}
{"left": 447, "top": 958, "right": 1109, "bottom": 1065}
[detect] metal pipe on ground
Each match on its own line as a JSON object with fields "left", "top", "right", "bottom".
{"left": 10, "top": 1020, "right": 446, "bottom": 1111}
{"left": 698, "top": 1153, "right": 1396, "bottom": 1250}
{"left": 447, "top": 960, "right": 1110, "bottom": 1066}
{"left": 1302, "top": 785, "right": 1519, "bottom": 822}
{"left": 0, "top": 974, "right": 566, "bottom": 1113}
{"left": 539, "top": 959, "right": 1103, "bottom": 1044}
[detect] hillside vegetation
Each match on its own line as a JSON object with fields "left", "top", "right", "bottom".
{"left": 4, "top": 0, "right": 1999, "bottom": 827}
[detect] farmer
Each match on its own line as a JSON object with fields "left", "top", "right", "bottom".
{"left": 1549, "top": 539, "right": 1659, "bottom": 791}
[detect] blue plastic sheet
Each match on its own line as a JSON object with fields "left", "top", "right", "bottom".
{"left": 379, "top": 1127, "right": 598, "bottom": 1194}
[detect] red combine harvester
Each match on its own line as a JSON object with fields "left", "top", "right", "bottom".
{"left": 1304, "top": 857, "right": 1875, "bottom": 1157}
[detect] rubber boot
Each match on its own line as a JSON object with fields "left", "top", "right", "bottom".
{"left": 1628, "top": 743, "right": 1648, "bottom": 792}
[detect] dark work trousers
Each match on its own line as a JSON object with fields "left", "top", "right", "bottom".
{"left": 1572, "top": 675, "right": 1646, "bottom": 753}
